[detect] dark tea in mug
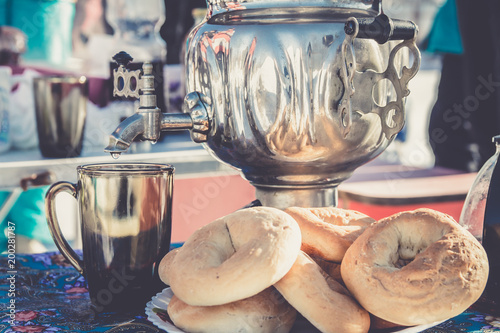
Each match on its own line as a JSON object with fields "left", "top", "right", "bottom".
{"left": 46, "top": 163, "right": 174, "bottom": 313}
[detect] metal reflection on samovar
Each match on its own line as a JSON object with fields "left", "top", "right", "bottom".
{"left": 105, "top": 0, "right": 421, "bottom": 209}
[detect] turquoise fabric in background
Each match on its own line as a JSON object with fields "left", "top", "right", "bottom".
{"left": 424, "top": 0, "right": 463, "bottom": 54}
{"left": 0, "top": 185, "right": 53, "bottom": 251}
{"left": 0, "top": 0, "right": 76, "bottom": 65}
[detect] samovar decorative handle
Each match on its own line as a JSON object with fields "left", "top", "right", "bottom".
{"left": 339, "top": 14, "right": 421, "bottom": 139}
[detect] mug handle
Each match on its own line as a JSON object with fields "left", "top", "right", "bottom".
{"left": 45, "top": 181, "right": 84, "bottom": 275}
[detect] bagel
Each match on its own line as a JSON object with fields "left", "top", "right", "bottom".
{"left": 158, "top": 248, "right": 179, "bottom": 286}
{"left": 309, "top": 254, "right": 343, "bottom": 284}
{"left": 274, "top": 251, "right": 370, "bottom": 333}
{"left": 369, "top": 315, "right": 405, "bottom": 331}
{"left": 165, "top": 206, "right": 302, "bottom": 306}
{"left": 167, "top": 287, "right": 297, "bottom": 333}
{"left": 284, "top": 207, "right": 375, "bottom": 262}
{"left": 341, "top": 208, "right": 489, "bottom": 326}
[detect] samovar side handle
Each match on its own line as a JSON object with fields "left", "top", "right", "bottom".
{"left": 339, "top": 14, "right": 421, "bottom": 140}
{"left": 345, "top": 14, "right": 418, "bottom": 44}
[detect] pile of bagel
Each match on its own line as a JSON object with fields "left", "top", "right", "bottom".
{"left": 158, "top": 206, "right": 489, "bottom": 333}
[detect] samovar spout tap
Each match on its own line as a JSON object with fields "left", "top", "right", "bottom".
{"left": 104, "top": 52, "right": 210, "bottom": 157}
{"left": 104, "top": 113, "right": 147, "bottom": 155}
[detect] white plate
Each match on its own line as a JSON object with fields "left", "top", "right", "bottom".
{"left": 145, "top": 287, "right": 185, "bottom": 333}
{"left": 145, "top": 288, "right": 447, "bottom": 333}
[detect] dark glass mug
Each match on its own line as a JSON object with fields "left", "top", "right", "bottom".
{"left": 45, "top": 163, "right": 174, "bottom": 313}
{"left": 33, "top": 75, "right": 88, "bottom": 158}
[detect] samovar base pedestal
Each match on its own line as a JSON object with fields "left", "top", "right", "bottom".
{"left": 254, "top": 186, "right": 338, "bottom": 209}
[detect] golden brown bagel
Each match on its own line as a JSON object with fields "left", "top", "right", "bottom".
{"left": 167, "top": 287, "right": 297, "bottom": 333}
{"left": 341, "top": 208, "right": 489, "bottom": 326}
{"left": 309, "top": 254, "right": 343, "bottom": 284}
{"left": 284, "top": 206, "right": 375, "bottom": 262}
{"left": 274, "top": 251, "right": 370, "bottom": 333}
{"left": 166, "top": 206, "right": 302, "bottom": 306}
{"left": 369, "top": 315, "right": 406, "bottom": 330}
{"left": 158, "top": 248, "right": 179, "bottom": 286}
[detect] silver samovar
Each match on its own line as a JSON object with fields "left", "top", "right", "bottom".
{"left": 105, "top": 0, "right": 421, "bottom": 209}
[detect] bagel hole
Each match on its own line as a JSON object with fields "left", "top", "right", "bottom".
{"left": 394, "top": 258, "right": 412, "bottom": 269}
{"left": 390, "top": 218, "right": 452, "bottom": 270}
{"left": 393, "top": 243, "right": 425, "bottom": 269}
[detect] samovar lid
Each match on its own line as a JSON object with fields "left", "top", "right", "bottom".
{"left": 206, "top": 0, "right": 380, "bottom": 18}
